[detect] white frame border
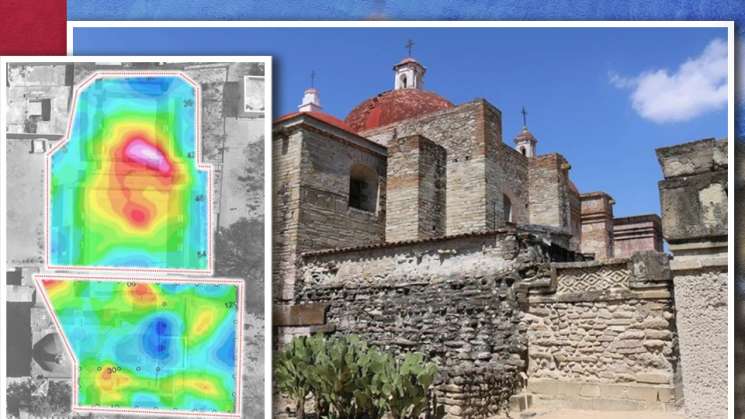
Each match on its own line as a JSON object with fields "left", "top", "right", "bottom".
{"left": 61, "top": 20, "right": 737, "bottom": 419}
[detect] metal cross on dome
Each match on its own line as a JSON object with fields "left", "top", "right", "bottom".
{"left": 521, "top": 106, "right": 528, "bottom": 127}
{"left": 405, "top": 39, "right": 414, "bottom": 57}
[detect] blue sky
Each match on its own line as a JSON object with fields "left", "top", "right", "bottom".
{"left": 73, "top": 27, "right": 729, "bottom": 218}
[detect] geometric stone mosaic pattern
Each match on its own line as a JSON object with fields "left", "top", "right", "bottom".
{"left": 556, "top": 266, "right": 630, "bottom": 294}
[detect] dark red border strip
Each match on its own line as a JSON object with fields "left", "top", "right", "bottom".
{"left": 0, "top": 0, "right": 66, "bottom": 55}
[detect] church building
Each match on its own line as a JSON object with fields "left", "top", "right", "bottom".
{"left": 272, "top": 54, "right": 661, "bottom": 303}
{"left": 272, "top": 51, "right": 727, "bottom": 418}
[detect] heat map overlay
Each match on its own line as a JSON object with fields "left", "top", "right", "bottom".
{"left": 37, "top": 276, "right": 241, "bottom": 416}
{"left": 47, "top": 72, "right": 211, "bottom": 272}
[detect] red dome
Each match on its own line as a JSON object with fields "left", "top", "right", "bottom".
{"left": 344, "top": 89, "right": 454, "bottom": 133}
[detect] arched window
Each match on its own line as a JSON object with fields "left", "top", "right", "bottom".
{"left": 519, "top": 147, "right": 526, "bottom": 156}
{"left": 503, "top": 194, "right": 513, "bottom": 223}
{"left": 348, "top": 164, "right": 378, "bottom": 212}
{"left": 400, "top": 75, "right": 408, "bottom": 89}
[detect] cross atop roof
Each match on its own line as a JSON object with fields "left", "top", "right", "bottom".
{"left": 521, "top": 106, "right": 528, "bottom": 128}
{"left": 405, "top": 39, "right": 414, "bottom": 57}
{"left": 310, "top": 70, "right": 316, "bottom": 88}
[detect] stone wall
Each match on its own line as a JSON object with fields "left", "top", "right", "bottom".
{"left": 613, "top": 215, "right": 663, "bottom": 259}
{"left": 656, "top": 138, "right": 728, "bottom": 419}
{"left": 296, "top": 229, "right": 542, "bottom": 417}
{"left": 496, "top": 143, "right": 530, "bottom": 225}
{"left": 386, "top": 134, "right": 447, "bottom": 241}
{"left": 528, "top": 153, "right": 573, "bottom": 234}
{"left": 487, "top": 142, "right": 530, "bottom": 228}
{"left": 568, "top": 182, "right": 582, "bottom": 252}
{"left": 363, "top": 100, "right": 497, "bottom": 236}
{"left": 272, "top": 116, "right": 387, "bottom": 302}
{"left": 580, "top": 192, "right": 615, "bottom": 259}
{"left": 524, "top": 252, "right": 680, "bottom": 410}
{"left": 273, "top": 127, "right": 304, "bottom": 304}
{"left": 286, "top": 229, "right": 682, "bottom": 416}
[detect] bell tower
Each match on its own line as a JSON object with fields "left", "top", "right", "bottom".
{"left": 393, "top": 40, "right": 425, "bottom": 90}
{"left": 298, "top": 70, "right": 322, "bottom": 112}
{"left": 514, "top": 106, "right": 537, "bottom": 158}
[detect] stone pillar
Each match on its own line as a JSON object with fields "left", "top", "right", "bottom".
{"left": 612, "top": 214, "right": 663, "bottom": 258}
{"left": 580, "top": 192, "right": 614, "bottom": 259}
{"left": 656, "top": 138, "right": 727, "bottom": 419}
{"left": 386, "top": 134, "right": 446, "bottom": 242}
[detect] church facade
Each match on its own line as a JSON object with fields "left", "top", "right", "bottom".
{"left": 272, "top": 56, "right": 727, "bottom": 418}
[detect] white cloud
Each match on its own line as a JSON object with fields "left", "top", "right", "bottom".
{"left": 610, "top": 38, "right": 728, "bottom": 123}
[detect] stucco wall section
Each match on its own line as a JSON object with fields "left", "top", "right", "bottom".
{"left": 672, "top": 270, "right": 727, "bottom": 418}
{"left": 656, "top": 137, "right": 728, "bottom": 419}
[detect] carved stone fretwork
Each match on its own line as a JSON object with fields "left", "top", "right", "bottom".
{"left": 556, "top": 265, "right": 630, "bottom": 294}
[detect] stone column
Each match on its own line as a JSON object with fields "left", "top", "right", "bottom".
{"left": 580, "top": 192, "right": 615, "bottom": 259}
{"left": 656, "top": 138, "right": 728, "bottom": 419}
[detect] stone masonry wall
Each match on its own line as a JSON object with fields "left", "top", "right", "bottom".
{"left": 483, "top": 103, "right": 508, "bottom": 230}
{"left": 294, "top": 129, "right": 387, "bottom": 296}
{"left": 524, "top": 253, "right": 680, "bottom": 410}
{"left": 497, "top": 142, "right": 530, "bottom": 225}
{"left": 529, "top": 153, "right": 573, "bottom": 233}
{"left": 273, "top": 130, "right": 304, "bottom": 302}
{"left": 273, "top": 119, "right": 387, "bottom": 302}
{"left": 297, "top": 230, "right": 542, "bottom": 417}
{"left": 363, "top": 100, "right": 495, "bottom": 236}
{"left": 386, "top": 134, "right": 446, "bottom": 241}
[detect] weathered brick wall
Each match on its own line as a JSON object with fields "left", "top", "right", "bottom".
{"left": 580, "top": 192, "right": 615, "bottom": 259}
{"left": 612, "top": 215, "right": 663, "bottom": 259}
{"left": 568, "top": 184, "right": 582, "bottom": 252}
{"left": 524, "top": 253, "right": 680, "bottom": 410}
{"left": 386, "top": 135, "right": 446, "bottom": 241}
